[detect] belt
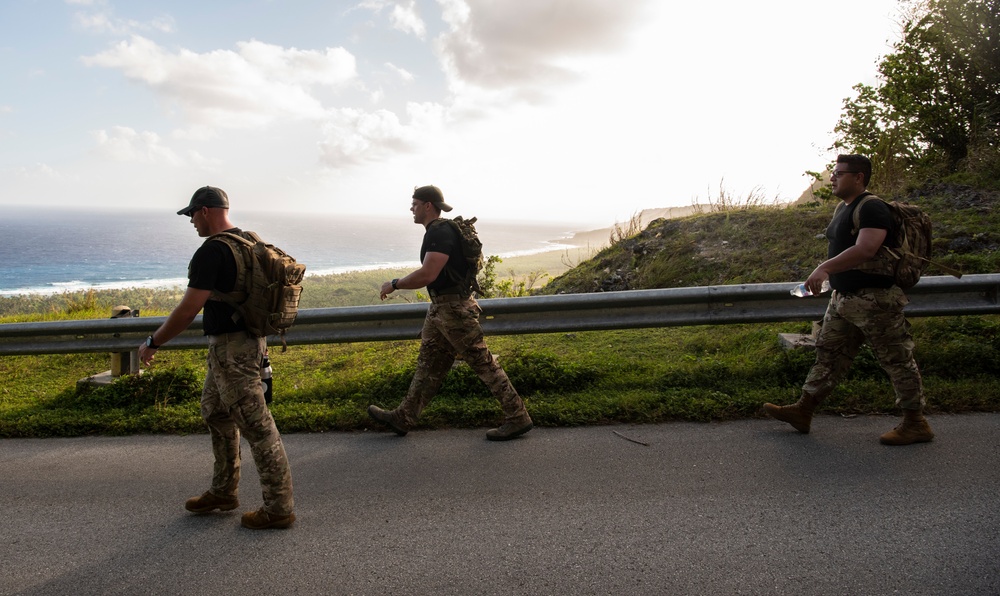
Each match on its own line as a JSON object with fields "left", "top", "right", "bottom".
{"left": 207, "top": 331, "right": 251, "bottom": 344}
{"left": 427, "top": 286, "right": 467, "bottom": 297}
{"left": 837, "top": 286, "right": 894, "bottom": 297}
{"left": 429, "top": 293, "right": 465, "bottom": 304}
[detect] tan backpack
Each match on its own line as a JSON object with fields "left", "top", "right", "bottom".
{"left": 208, "top": 231, "right": 306, "bottom": 350}
{"left": 838, "top": 193, "right": 960, "bottom": 289}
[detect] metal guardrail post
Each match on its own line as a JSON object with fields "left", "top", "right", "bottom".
{"left": 77, "top": 305, "right": 143, "bottom": 388}
{"left": 109, "top": 305, "right": 140, "bottom": 377}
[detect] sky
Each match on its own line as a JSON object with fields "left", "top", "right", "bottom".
{"left": 0, "top": 0, "right": 904, "bottom": 226}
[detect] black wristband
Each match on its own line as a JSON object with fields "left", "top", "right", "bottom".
{"left": 146, "top": 335, "right": 160, "bottom": 350}
{"left": 391, "top": 278, "right": 399, "bottom": 290}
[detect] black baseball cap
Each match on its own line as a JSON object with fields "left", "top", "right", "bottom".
{"left": 412, "top": 185, "right": 452, "bottom": 212}
{"left": 178, "top": 186, "right": 229, "bottom": 216}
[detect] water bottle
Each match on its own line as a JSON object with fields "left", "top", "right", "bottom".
{"left": 790, "top": 280, "right": 831, "bottom": 297}
{"left": 261, "top": 354, "right": 273, "bottom": 404}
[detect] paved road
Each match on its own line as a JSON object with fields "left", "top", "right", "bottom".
{"left": 2, "top": 414, "right": 998, "bottom": 596}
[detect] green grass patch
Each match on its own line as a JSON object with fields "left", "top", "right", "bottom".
{"left": 2, "top": 315, "right": 999, "bottom": 437}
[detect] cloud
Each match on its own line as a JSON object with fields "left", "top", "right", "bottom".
{"left": 70, "top": 0, "right": 175, "bottom": 35}
{"left": 74, "top": 12, "right": 175, "bottom": 35}
{"left": 311, "top": 0, "right": 653, "bottom": 166}
{"left": 390, "top": 0, "right": 427, "bottom": 38}
{"left": 0, "top": 105, "right": 12, "bottom": 114}
{"left": 186, "top": 150, "right": 223, "bottom": 170}
{"left": 317, "top": 108, "right": 415, "bottom": 167}
{"left": 91, "top": 126, "right": 184, "bottom": 165}
{"left": 384, "top": 62, "right": 415, "bottom": 83}
{"left": 436, "top": 0, "right": 648, "bottom": 101}
{"left": 81, "top": 33, "right": 427, "bottom": 169}
{"left": 356, "top": 0, "right": 426, "bottom": 38}
{"left": 82, "top": 36, "right": 358, "bottom": 129}
{"left": 75, "top": 1, "right": 653, "bottom": 174}
{"left": 10, "top": 163, "right": 62, "bottom": 180}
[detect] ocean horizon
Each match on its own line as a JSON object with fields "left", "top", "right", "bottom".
{"left": 2, "top": 207, "right": 588, "bottom": 297}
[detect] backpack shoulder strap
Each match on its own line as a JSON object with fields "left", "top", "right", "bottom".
{"left": 204, "top": 232, "right": 252, "bottom": 306}
{"left": 428, "top": 217, "right": 462, "bottom": 242}
{"left": 209, "top": 231, "right": 255, "bottom": 247}
{"left": 241, "top": 230, "right": 263, "bottom": 244}
{"left": 429, "top": 217, "right": 477, "bottom": 294}
{"left": 848, "top": 192, "right": 879, "bottom": 236}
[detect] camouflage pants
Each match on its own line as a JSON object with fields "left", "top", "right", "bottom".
{"left": 202, "top": 332, "right": 294, "bottom": 516}
{"left": 397, "top": 297, "right": 528, "bottom": 425}
{"left": 802, "top": 286, "right": 924, "bottom": 410}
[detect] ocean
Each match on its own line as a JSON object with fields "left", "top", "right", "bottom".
{"left": 1, "top": 207, "right": 583, "bottom": 296}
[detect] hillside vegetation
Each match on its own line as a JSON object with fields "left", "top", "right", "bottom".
{"left": 541, "top": 183, "right": 999, "bottom": 294}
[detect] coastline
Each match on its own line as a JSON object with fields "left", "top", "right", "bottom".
{"left": 1, "top": 208, "right": 654, "bottom": 299}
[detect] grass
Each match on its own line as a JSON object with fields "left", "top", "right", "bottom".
{"left": 2, "top": 316, "right": 998, "bottom": 437}
{"left": 1, "top": 181, "right": 999, "bottom": 437}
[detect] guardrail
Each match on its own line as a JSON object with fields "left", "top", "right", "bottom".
{"left": 1, "top": 274, "right": 997, "bottom": 356}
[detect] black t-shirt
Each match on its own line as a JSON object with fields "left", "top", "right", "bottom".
{"left": 826, "top": 196, "right": 895, "bottom": 293}
{"left": 421, "top": 219, "right": 469, "bottom": 292}
{"left": 188, "top": 228, "right": 246, "bottom": 335}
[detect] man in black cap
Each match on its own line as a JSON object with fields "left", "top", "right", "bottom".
{"left": 368, "top": 185, "right": 533, "bottom": 441}
{"left": 138, "top": 186, "right": 296, "bottom": 529}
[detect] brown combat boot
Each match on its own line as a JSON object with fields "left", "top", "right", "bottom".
{"left": 763, "top": 394, "right": 820, "bottom": 434}
{"left": 879, "top": 409, "right": 934, "bottom": 446}
{"left": 367, "top": 405, "right": 409, "bottom": 436}
{"left": 486, "top": 415, "right": 533, "bottom": 441}
{"left": 241, "top": 508, "right": 295, "bottom": 530}
{"left": 185, "top": 491, "right": 239, "bottom": 513}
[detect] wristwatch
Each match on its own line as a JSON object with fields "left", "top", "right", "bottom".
{"left": 391, "top": 278, "right": 399, "bottom": 290}
{"left": 145, "top": 335, "right": 160, "bottom": 349}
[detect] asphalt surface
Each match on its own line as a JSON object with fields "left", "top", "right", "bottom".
{"left": 2, "top": 414, "right": 999, "bottom": 596}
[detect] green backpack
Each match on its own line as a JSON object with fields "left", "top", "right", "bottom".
{"left": 207, "top": 231, "right": 306, "bottom": 349}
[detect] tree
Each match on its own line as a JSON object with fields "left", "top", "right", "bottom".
{"left": 833, "top": 0, "right": 1000, "bottom": 189}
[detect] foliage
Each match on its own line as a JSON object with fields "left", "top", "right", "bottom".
{"left": 540, "top": 203, "right": 836, "bottom": 293}
{"left": 0, "top": 364, "right": 205, "bottom": 437}
{"left": 693, "top": 180, "right": 782, "bottom": 212}
{"left": 804, "top": 171, "right": 834, "bottom": 201}
{"left": 833, "top": 0, "right": 1000, "bottom": 190}
{"left": 540, "top": 183, "right": 1000, "bottom": 295}
{"left": 298, "top": 267, "right": 415, "bottom": 307}
{"left": 0, "top": 286, "right": 187, "bottom": 320}
{"left": 501, "top": 348, "right": 601, "bottom": 394}
{"left": 476, "top": 255, "right": 549, "bottom": 298}
{"left": 477, "top": 255, "right": 502, "bottom": 298}
{"left": 70, "top": 367, "right": 203, "bottom": 410}
{"left": 609, "top": 212, "right": 643, "bottom": 245}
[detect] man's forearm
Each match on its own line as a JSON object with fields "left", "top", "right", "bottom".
{"left": 151, "top": 309, "right": 200, "bottom": 346}
{"left": 397, "top": 269, "right": 435, "bottom": 290}
{"left": 816, "top": 245, "right": 878, "bottom": 276}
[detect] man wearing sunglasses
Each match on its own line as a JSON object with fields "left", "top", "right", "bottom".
{"left": 138, "top": 186, "right": 296, "bottom": 529}
{"left": 763, "top": 155, "right": 933, "bottom": 446}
